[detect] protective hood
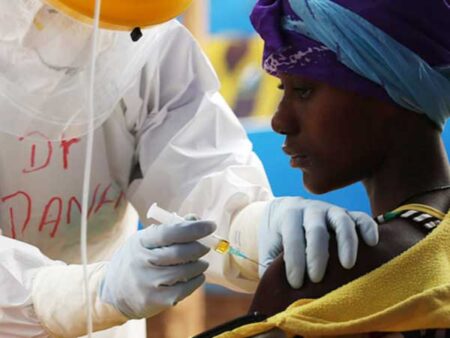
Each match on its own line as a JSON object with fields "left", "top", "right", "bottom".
{"left": 0, "top": 0, "right": 162, "bottom": 140}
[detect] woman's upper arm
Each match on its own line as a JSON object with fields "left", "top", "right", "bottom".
{"left": 250, "top": 220, "right": 424, "bottom": 316}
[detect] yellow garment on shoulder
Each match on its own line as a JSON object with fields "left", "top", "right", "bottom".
{"left": 217, "top": 210, "right": 450, "bottom": 338}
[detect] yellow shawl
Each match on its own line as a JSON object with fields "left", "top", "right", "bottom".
{"left": 218, "top": 210, "right": 450, "bottom": 338}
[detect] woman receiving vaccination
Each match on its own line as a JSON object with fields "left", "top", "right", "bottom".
{"left": 213, "top": 0, "right": 450, "bottom": 337}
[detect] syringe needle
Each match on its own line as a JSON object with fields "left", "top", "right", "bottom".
{"left": 245, "top": 256, "right": 266, "bottom": 268}
{"left": 229, "top": 247, "right": 266, "bottom": 267}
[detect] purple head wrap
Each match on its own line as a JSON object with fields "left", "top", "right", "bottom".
{"left": 250, "top": 0, "right": 450, "bottom": 104}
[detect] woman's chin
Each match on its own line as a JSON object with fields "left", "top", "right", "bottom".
{"left": 303, "top": 172, "right": 360, "bottom": 195}
{"left": 303, "top": 175, "right": 338, "bottom": 195}
{"left": 303, "top": 180, "right": 331, "bottom": 195}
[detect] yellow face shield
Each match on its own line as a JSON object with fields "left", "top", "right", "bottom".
{"left": 43, "top": 0, "right": 193, "bottom": 30}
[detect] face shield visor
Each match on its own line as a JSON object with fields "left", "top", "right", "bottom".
{"left": 0, "top": 0, "right": 193, "bottom": 140}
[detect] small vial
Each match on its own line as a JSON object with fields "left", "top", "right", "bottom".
{"left": 147, "top": 203, "right": 231, "bottom": 254}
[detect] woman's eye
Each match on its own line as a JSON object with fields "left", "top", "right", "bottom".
{"left": 294, "top": 88, "right": 312, "bottom": 99}
{"left": 277, "top": 83, "right": 312, "bottom": 99}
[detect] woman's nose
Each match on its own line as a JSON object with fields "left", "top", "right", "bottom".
{"left": 271, "top": 102, "right": 298, "bottom": 135}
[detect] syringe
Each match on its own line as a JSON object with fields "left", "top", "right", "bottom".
{"left": 146, "top": 203, "right": 263, "bottom": 266}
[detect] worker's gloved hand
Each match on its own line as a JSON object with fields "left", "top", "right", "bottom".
{"left": 99, "top": 220, "right": 216, "bottom": 319}
{"left": 259, "top": 197, "right": 378, "bottom": 288}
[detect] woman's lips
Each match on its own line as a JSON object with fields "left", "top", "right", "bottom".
{"left": 282, "top": 145, "right": 310, "bottom": 169}
{"left": 290, "top": 154, "right": 311, "bottom": 169}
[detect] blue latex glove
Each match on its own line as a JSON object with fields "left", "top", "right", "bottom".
{"left": 259, "top": 197, "right": 378, "bottom": 288}
{"left": 99, "top": 220, "right": 216, "bottom": 319}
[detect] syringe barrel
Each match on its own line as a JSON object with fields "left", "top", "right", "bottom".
{"left": 147, "top": 203, "right": 225, "bottom": 252}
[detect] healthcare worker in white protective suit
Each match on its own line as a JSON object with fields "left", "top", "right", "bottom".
{"left": 0, "top": 1, "right": 379, "bottom": 337}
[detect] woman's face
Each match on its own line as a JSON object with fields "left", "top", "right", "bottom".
{"left": 272, "top": 73, "right": 395, "bottom": 194}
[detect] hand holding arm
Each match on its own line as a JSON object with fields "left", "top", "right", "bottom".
{"left": 258, "top": 197, "right": 378, "bottom": 288}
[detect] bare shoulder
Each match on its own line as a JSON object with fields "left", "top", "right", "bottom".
{"left": 250, "top": 218, "right": 427, "bottom": 316}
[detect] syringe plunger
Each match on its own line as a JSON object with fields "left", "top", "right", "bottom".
{"left": 147, "top": 203, "right": 183, "bottom": 224}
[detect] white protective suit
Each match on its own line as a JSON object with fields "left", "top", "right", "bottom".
{"left": 0, "top": 20, "right": 272, "bottom": 337}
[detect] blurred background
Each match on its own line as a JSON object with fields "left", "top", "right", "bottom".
{"left": 147, "top": 1, "right": 450, "bottom": 336}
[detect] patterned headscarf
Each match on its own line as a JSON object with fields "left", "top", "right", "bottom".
{"left": 250, "top": 0, "right": 450, "bottom": 129}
